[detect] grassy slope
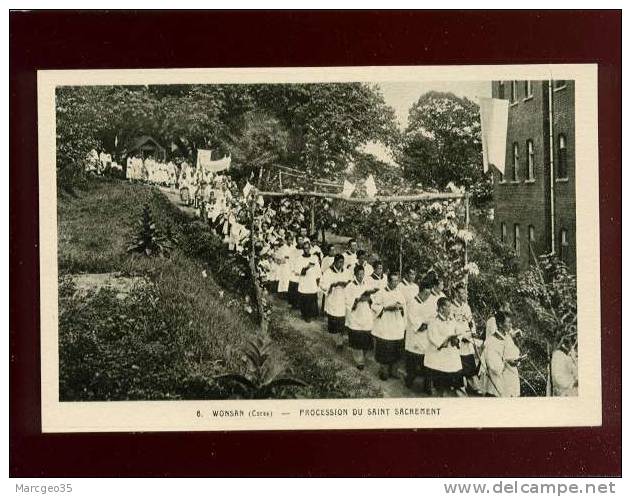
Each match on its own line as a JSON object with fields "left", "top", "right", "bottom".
{"left": 58, "top": 178, "right": 381, "bottom": 399}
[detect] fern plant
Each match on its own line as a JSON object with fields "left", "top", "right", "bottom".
{"left": 127, "top": 204, "right": 174, "bottom": 257}
{"left": 215, "top": 333, "right": 308, "bottom": 399}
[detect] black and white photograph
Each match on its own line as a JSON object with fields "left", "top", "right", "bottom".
{"left": 37, "top": 65, "right": 601, "bottom": 432}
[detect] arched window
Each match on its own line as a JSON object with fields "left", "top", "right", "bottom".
{"left": 501, "top": 222, "right": 507, "bottom": 243}
{"left": 524, "top": 80, "right": 533, "bottom": 98}
{"left": 526, "top": 139, "right": 535, "bottom": 180}
{"left": 514, "top": 224, "right": 521, "bottom": 256}
{"left": 512, "top": 142, "right": 519, "bottom": 181}
{"left": 557, "top": 134, "right": 568, "bottom": 179}
{"left": 554, "top": 80, "right": 567, "bottom": 90}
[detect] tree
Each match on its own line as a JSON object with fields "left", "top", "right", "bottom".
{"left": 223, "top": 110, "right": 289, "bottom": 183}
{"left": 251, "top": 83, "right": 399, "bottom": 176}
{"left": 397, "top": 91, "right": 491, "bottom": 206}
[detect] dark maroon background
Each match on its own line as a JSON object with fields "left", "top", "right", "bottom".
{"left": 10, "top": 10, "right": 621, "bottom": 477}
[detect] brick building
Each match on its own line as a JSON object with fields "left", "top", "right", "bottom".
{"left": 491, "top": 80, "right": 576, "bottom": 271}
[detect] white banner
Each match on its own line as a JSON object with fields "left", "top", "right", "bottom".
{"left": 479, "top": 97, "right": 509, "bottom": 175}
{"left": 196, "top": 148, "right": 231, "bottom": 173}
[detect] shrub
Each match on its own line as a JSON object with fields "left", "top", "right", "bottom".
{"left": 215, "top": 333, "right": 308, "bottom": 399}
{"left": 127, "top": 204, "right": 175, "bottom": 257}
{"left": 58, "top": 276, "right": 224, "bottom": 401}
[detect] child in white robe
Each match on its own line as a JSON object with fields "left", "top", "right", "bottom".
{"left": 483, "top": 311, "right": 522, "bottom": 397}
{"left": 398, "top": 268, "right": 420, "bottom": 305}
{"left": 288, "top": 236, "right": 304, "bottom": 309}
{"left": 319, "top": 244, "right": 336, "bottom": 314}
{"left": 404, "top": 280, "right": 434, "bottom": 390}
{"left": 345, "top": 265, "right": 375, "bottom": 369}
{"left": 372, "top": 273, "right": 407, "bottom": 380}
{"left": 343, "top": 239, "right": 358, "bottom": 271}
{"left": 452, "top": 282, "right": 483, "bottom": 394}
{"left": 275, "top": 233, "right": 295, "bottom": 301}
{"left": 296, "top": 240, "right": 322, "bottom": 322}
{"left": 319, "top": 254, "right": 350, "bottom": 346}
{"left": 320, "top": 245, "right": 336, "bottom": 275}
{"left": 355, "top": 250, "right": 373, "bottom": 278}
{"left": 423, "top": 271, "right": 446, "bottom": 316}
{"left": 552, "top": 337, "right": 578, "bottom": 397}
{"left": 424, "top": 298, "right": 464, "bottom": 396}
{"left": 367, "top": 260, "right": 387, "bottom": 290}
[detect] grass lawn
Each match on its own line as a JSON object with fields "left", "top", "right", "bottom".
{"left": 58, "top": 177, "right": 383, "bottom": 400}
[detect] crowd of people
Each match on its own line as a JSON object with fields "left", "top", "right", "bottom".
{"left": 261, "top": 235, "right": 527, "bottom": 397}
{"left": 112, "top": 154, "right": 578, "bottom": 399}
{"left": 258, "top": 234, "right": 576, "bottom": 398}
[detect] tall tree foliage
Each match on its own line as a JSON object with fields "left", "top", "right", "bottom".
{"left": 251, "top": 83, "right": 399, "bottom": 176}
{"left": 56, "top": 83, "right": 398, "bottom": 188}
{"left": 397, "top": 91, "right": 491, "bottom": 205}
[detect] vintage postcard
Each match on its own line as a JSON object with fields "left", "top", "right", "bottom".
{"left": 38, "top": 64, "right": 601, "bottom": 432}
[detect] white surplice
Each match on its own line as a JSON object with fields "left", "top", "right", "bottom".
{"left": 344, "top": 278, "right": 373, "bottom": 331}
{"left": 405, "top": 295, "right": 435, "bottom": 354}
{"left": 372, "top": 286, "right": 407, "bottom": 341}
{"left": 483, "top": 331, "right": 521, "bottom": 397}
{"left": 296, "top": 254, "right": 322, "bottom": 294}
{"left": 319, "top": 266, "right": 350, "bottom": 317}
{"left": 424, "top": 315, "right": 462, "bottom": 373}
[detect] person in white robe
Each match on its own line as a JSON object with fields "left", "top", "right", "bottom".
{"left": 483, "top": 311, "right": 522, "bottom": 398}
{"left": 86, "top": 149, "right": 99, "bottom": 173}
{"left": 404, "top": 280, "right": 434, "bottom": 390}
{"left": 264, "top": 240, "right": 281, "bottom": 294}
{"left": 484, "top": 302, "right": 512, "bottom": 342}
{"left": 342, "top": 239, "right": 358, "bottom": 271}
{"left": 125, "top": 157, "right": 134, "bottom": 180}
{"left": 424, "top": 297, "right": 465, "bottom": 396}
{"left": 355, "top": 250, "right": 373, "bottom": 278}
{"left": 345, "top": 265, "right": 375, "bottom": 369}
{"left": 423, "top": 271, "right": 446, "bottom": 316}
{"left": 372, "top": 272, "right": 407, "bottom": 380}
{"left": 287, "top": 236, "right": 304, "bottom": 309}
{"left": 398, "top": 268, "right": 420, "bottom": 305}
{"left": 275, "top": 232, "right": 295, "bottom": 300}
{"left": 318, "top": 245, "right": 335, "bottom": 312}
{"left": 367, "top": 260, "right": 387, "bottom": 290}
{"left": 296, "top": 240, "right": 322, "bottom": 322}
{"left": 452, "top": 282, "right": 483, "bottom": 394}
{"left": 319, "top": 254, "right": 350, "bottom": 346}
{"left": 320, "top": 245, "right": 336, "bottom": 275}
{"left": 551, "top": 337, "right": 578, "bottom": 397}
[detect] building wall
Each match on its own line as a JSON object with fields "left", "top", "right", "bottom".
{"left": 551, "top": 81, "right": 576, "bottom": 271}
{"left": 491, "top": 80, "right": 576, "bottom": 271}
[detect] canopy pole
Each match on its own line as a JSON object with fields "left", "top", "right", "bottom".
{"left": 399, "top": 231, "right": 403, "bottom": 276}
{"left": 464, "top": 193, "right": 470, "bottom": 289}
{"left": 249, "top": 194, "right": 267, "bottom": 334}
{"left": 256, "top": 189, "right": 466, "bottom": 203}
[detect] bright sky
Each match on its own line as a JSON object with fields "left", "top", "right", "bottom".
{"left": 362, "top": 80, "right": 492, "bottom": 164}
{"left": 379, "top": 80, "right": 492, "bottom": 128}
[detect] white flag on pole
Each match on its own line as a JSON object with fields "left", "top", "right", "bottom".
{"left": 342, "top": 179, "right": 355, "bottom": 197}
{"left": 365, "top": 174, "right": 377, "bottom": 198}
{"left": 479, "top": 97, "right": 509, "bottom": 175}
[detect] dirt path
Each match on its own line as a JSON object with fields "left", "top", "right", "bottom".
{"left": 269, "top": 292, "right": 429, "bottom": 398}
{"left": 157, "top": 186, "right": 428, "bottom": 399}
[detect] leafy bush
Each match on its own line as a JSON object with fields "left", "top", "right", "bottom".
{"left": 216, "top": 333, "right": 308, "bottom": 399}
{"left": 58, "top": 276, "right": 224, "bottom": 400}
{"left": 127, "top": 203, "right": 175, "bottom": 257}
